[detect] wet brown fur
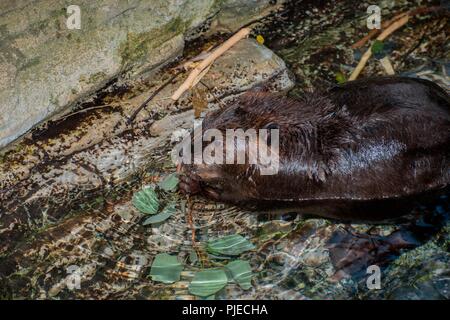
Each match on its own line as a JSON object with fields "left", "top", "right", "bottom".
{"left": 180, "top": 76, "right": 450, "bottom": 222}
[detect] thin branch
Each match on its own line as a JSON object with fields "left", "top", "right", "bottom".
{"left": 351, "top": 12, "right": 408, "bottom": 49}
{"left": 171, "top": 28, "right": 251, "bottom": 100}
{"left": 59, "top": 104, "right": 112, "bottom": 121}
{"left": 127, "top": 71, "right": 182, "bottom": 125}
{"left": 379, "top": 56, "right": 395, "bottom": 75}
{"left": 351, "top": 6, "right": 443, "bottom": 49}
{"left": 349, "top": 15, "right": 409, "bottom": 81}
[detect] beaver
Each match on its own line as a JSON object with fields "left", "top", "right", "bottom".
{"left": 179, "top": 76, "right": 450, "bottom": 222}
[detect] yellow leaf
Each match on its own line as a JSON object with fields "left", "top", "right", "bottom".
{"left": 256, "top": 35, "right": 265, "bottom": 45}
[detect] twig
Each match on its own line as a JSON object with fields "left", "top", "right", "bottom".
{"left": 351, "top": 12, "right": 408, "bottom": 49}
{"left": 379, "top": 56, "right": 395, "bottom": 75}
{"left": 351, "top": 6, "right": 443, "bottom": 49}
{"left": 349, "top": 5, "right": 446, "bottom": 80}
{"left": 125, "top": 43, "right": 222, "bottom": 125}
{"left": 186, "top": 196, "right": 196, "bottom": 245}
{"left": 127, "top": 71, "right": 182, "bottom": 125}
{"left": 349, "top": 15, "right": 409, "bottom": 81}
{"left": 59, "top": 104, "right": 112, "bottom": 121}
{"left": 171, "top": 28, "right": 251, "bottom": 100}
{"left": 186, "top": 196, "right": 209, "bottom": 268}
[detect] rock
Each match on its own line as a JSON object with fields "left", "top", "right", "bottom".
{"left": 0, "top": 0, "right": 284, "bottom": 149}
{"left": 0, "top": 38, "right": 294, "bottom": 254}
{"left": 210, "top": 0, "right": 282, "bottom": 33}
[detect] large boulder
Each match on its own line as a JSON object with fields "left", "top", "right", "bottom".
{"left": 0, "top": 0, "right": 282, "bottom": 149}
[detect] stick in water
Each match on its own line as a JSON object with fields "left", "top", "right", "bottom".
{"left": 349, "top": 15, "right": 409, "bottom": 81}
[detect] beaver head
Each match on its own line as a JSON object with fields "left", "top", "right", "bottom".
{"left": 178, "top": 90, "right": 354, "bottom": 205}
{"left": 177, "top": 77, "right": 450, "bottom": 221}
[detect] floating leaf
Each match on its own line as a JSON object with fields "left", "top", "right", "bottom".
{"left": 149, "top": 253, "right": 183, "bottom": 284}
{"left": 189, "top": 250, "right": 198, "bottom": 264}
{"left": 207, "top": 234, "right": 255, "bottom": 256}
{"left": 371, "top": 40, "right": 384, "bottom": 54}
{"left": 142, "top": 202, "right": 177, "bottom": 225}
{"left": 207, "top": 253, "right": 233, "bottom": 260}
{"left": 189, "top": 269, "right": 228, "bottom": 297}
{"left": 225, "top": 260, "right": 253, "bottom": 290}
{"left": 132, "top": 186, "right": 159, "bottom": 214}
{"left": 158, "top": 173, "right": 179, "bottom": 192}
{"left": 256, "top": 34, "right": 265, "bottom": 45}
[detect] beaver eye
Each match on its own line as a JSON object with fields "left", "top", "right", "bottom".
{"left": 263, "top": 123, "right": 279, "bottom": 130}
{"left": 235, "top": 106, "right": 247, "bottom": 116}
{"left": 204, "top": 179, "right": 223, "bottom": 191}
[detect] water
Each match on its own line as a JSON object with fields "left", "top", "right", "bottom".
{"left": 1, "top": 0, "right": 448, "bottom": 300}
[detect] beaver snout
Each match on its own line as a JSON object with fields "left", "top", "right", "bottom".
{"left": 178, "top": 163, "right": 223, "bottom": 200}
{"left": 179, "top": 172, "right": 202, "bottom": 195}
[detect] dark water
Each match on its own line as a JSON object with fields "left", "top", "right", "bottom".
{"left": 228, "top": 0, "right": 450, "bottom": 299}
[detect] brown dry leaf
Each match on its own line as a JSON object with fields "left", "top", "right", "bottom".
{"left": 191, "top": 87, "right": 208, "bottom": 118}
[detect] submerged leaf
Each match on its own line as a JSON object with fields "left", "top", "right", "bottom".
{"left": 335, "top": 71, "right": 346, "bottom": 84}
{"left": 132, "top": 186, "right": 159, "bottom": 214}
{"left": 150, "top": 253, "right": 183, "bottom": 284}
{"left": 189, "top": 250, "right": 198, "bottom": 264}
{"left": 225, "top": 260, "right": 253, "bottom": 290}
{"left": 142, "top": 202, "right": 177, "bottom": 225}
{"left": 158, "top": 173, "right": 179, "bottom": 192}
{"left": 207, "top": 234, "right": 255, "bottom": 256}
{"left": 371, "top": 40, "right": 384, "bottom": 54}
{"left": 189, "top": 269, "right": 228, "bottom": 297}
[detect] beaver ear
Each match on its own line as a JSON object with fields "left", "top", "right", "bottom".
{"left": 235, "top": 106, "right": 247, "bottom": 116}
{"left": 263, "top": 123, "right": 279, "bottom": 130}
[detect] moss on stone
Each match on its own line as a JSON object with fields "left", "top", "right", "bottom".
{"left": 88, "top": 71, "right": 107, "bottom": 84}
{"left": 18, "top": 57, "right": 41, "bottom": 71}
{"left": 118, "top": 17, "right": 187, "bottom": 70}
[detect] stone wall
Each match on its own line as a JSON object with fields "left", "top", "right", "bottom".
{"left": 0, "top": 0, "right": 282, "bottom": 149}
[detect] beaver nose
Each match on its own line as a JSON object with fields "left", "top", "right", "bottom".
{"left": 203, "top": 187, "right": 220, "bottom": 201}
{"left": 179, "top": 173, "right": 202, "bottom": 195}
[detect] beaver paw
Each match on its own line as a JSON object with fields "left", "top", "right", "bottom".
{"left": 179, "top": 174, "right": 202, "bottom": 195}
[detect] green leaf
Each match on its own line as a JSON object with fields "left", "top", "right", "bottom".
{"left": 225, "top": 260, "right": 253, "bottom": 290}
{"left": 132, "top": 186, "right": 159, "bottom": 214}
{"left": 142, "top": 202, "right": 177, "bottom": 225}
{"left": 189, "top": 269, "right": 228, "bottom": 297}
{"left": 158, "top": 173, "right": 179, "bottom": 192}
{"left": 189, "top": 250, "right": 198, "bottom": 264}
{"left": 207, "top": 234, "right": 255, "bottom": 256}
{"left": 149, "top": 253, "right": 183, "bottom": 284}
{"left": 207, "top": 253, "right": 233, "bottom": 260}
{"left": 335, "top": 71, "right": 346, "bottom": 84}
{"left": 371, "top": 40, "right": 384, "bottom": 54}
